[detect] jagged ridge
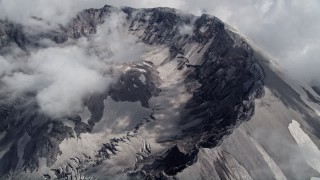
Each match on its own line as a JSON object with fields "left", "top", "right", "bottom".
{"left": 0, "top": 5, "right": 264, "bottom": 179}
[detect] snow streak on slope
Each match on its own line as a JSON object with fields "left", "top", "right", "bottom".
{"left": 248, "top": 134, "right": 287, "bottom": 180}
{"left": 289, "top": 120, "right": 320, "bottom": 173}
{"left": 176, "top": 48, "right": 320, "bottom": 179}
{"left": 1, "top": 5, "right": 320, "bottom": 179}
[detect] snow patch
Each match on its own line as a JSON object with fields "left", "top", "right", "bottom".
{"left": 133, "top": 68, "right": 147, "bottom": 73}
{"left": 248, "top": 135, "right": 287, "bottom": 180}
{"left": 288, "top": 120, "right": 320, "bottom": 173}
{"left": 143, "top": 61, "right": 153, "bottom": 68}
{"left": 124, "top": 67, "right": 131, "bottom": 72}
{"left": 200, "top": 26, "right": 208, "bottom": 33}
{"left": 139, "top": 74, "right": 146, "bottom": 85}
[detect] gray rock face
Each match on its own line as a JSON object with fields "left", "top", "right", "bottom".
{"left": 182, "top": 38, "right": 264, "bottom": 148}
{"left": 109, "top": 62, "right": 161, "bottom": 107}
{"left": 23, "top": 121, "right": 74, "bottom": 171}
{"left": 312, "top": 86, "right": 320, "bottom": 96}
{"left": 0, "top": 5, "right": 266, "bottom": 179}
{"left": 303, "top": 87, "right": 320, "bottom": 105}
{"left": 0, "top": 20, "right": 28, "bottom": 50}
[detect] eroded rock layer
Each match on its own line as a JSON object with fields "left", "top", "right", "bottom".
{"left": 0, "top": 5, "right": 265, "bottom": 179}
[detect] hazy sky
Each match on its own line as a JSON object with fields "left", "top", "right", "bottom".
{"left": 110, "top": 0, "right": 320, "bottom": 84}
{"left": 1, "top": 0, "right": 319, "bottom": 84}
{"left": 0, "top": 2, "right": 318, "bottom": 176}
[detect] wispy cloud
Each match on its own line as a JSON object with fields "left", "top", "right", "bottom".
{"left": 1, "top": 0, "right": 320, "bottom": 112}
{"left": 0, "top": 11, "right": 145, "bottom": 118}
{"left": 2, "top": 0, "right": 318, "bottom": 84}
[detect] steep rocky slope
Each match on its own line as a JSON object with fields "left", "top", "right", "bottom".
{"left": 0, "top": 4, "right": 319, "bottom": 180}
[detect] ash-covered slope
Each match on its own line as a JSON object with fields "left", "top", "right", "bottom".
{"left": 0, "top": 4, "right": 319, "bottom": 180}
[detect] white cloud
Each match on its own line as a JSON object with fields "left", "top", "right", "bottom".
{"left": 0, "top": 56, "right": 12, "bottom": 76}
{"left": 33, "top": 47, "right": 109, "bottom": 117}
{"left": 86, "top": 12, "right": 146, "bottom": 63}
{"left": 0, "top": 0, "right": 103, "bottom": 27}
{"left": 1, "top": 45, "right": 109, "bottom": 117}
{"left": 0, "top": 11, "right": 145, "bottom": 118}
{"left": 178, "top": 24, "right": 193, "bottom": 35}
{"left": 105, "top": 0, "right": 320, "bottom": 84}
{"left": 0, "top": 0, "right": 186, "bottom": 27}
{"left": 177, "top": 0, "right": 320, "bottom": 84}
{"left": 1, "top": 0, "right": 320, "bottom": 117}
